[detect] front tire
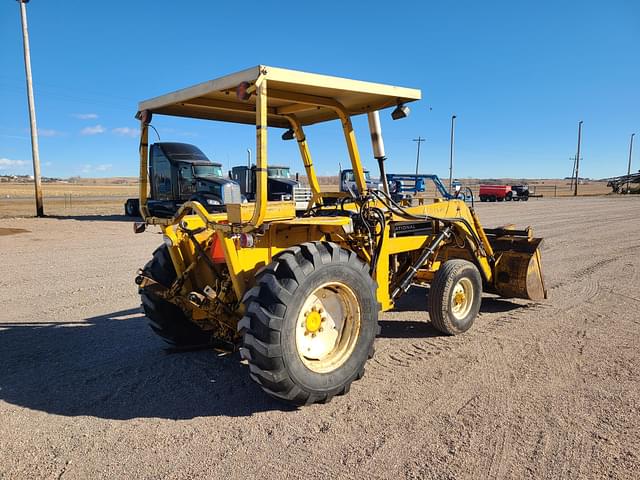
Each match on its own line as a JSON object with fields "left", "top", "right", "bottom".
{"left": 238, "top": 242, "right": 379, "bottom": 405}
{"left": 428, "top": 259, "right": 482, "bottom": 335}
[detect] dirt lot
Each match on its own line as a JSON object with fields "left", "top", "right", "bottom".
{"left": 0, "top": 196, "right": 638, "bottom": 479}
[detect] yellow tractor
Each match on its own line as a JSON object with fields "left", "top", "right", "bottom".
{"left": 134, "top": 66, "right": 546, "bottom": 405}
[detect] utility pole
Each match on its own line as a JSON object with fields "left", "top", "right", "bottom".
{"left": 627, "top": 133, "right": 635, "bottom": 194}
{"left": 448, "top": 115, "right": 456, "bottom": 191}
{"left": 574, "top": 121, "right": 583, "bottom": 197}
{"left": 18, "top": 0, "right": 43, "bottom": 217}
{"left": 569, "top": 156, "right": 577, "bottom": 190}
{"left": 413, "top": 136, "right": 425, "bottom": 193}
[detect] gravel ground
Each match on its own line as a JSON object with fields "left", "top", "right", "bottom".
{"left": 1, "top": 196, "right": 638, "bottom": 479}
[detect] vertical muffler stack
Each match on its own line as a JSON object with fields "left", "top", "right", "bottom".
{"left": 367, "top": 111, "right": 390, "bottom": 196}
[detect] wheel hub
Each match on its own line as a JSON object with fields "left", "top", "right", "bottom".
{"left": 304, "top": 309, "right": 323, "bottom": 334}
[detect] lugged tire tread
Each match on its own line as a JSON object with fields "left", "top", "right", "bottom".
{"left": 238, "top": 241, "right": 379, "bottom": 406}
{"left": 140, "top": 245, "right": 211, "bottom": 346}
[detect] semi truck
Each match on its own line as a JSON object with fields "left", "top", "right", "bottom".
{"left": 229, "top": 164, "right": 312, "bottom": 210}
{"left": 124, "top": 142, "right": 241, "bottom": 217}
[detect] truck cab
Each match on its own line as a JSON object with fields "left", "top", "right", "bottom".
{"left": 230, "top": 164, "right": 311, "bottom": 210}
{"left": 340, "top": 169, "right": 382, "bottom": 194}
{"left": 125, "top": 142, "right": 240, "bottom": 217}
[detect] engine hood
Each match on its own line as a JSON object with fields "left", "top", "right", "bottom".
{"left": 269, "top": 177, "right": 298, "bottom": 187}
{"left": 195, "top": 175, "right": 235, "bottom": 186}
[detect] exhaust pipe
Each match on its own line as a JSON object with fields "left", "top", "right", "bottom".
{"left": 367, "top": 111, "right": 390, "bottom": 196}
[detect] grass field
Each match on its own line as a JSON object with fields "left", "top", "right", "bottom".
{"left": 0, "top": 179, "right": 612, "bottom": 218}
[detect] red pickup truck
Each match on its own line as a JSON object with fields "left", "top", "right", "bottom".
{"left": 479, "top": 185, "right": 512, "bottom": 202}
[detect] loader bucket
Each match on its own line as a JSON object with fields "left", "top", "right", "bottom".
{"left": 491, "top": 236, "right": 547, "bottom": 301}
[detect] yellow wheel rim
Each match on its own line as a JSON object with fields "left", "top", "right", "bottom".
{"left": 295, "top": 282, "right": 361, "bottom": 373}
{"left": 451, "top": 278, "right": 473, "bottom": 320}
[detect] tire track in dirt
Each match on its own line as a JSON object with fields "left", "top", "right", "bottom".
{"left": 545, "top": 252, "right": 630, "bottom": 312}
{"left": 372, "top": 301, "right": 549, "bottom": 379}
{"left": 370, "top": 339, "right": 453, "bottom": 374}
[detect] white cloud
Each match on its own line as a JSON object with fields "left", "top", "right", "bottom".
{"left": 112, "top": 127, "right": 138, "bottom": 138}
{"left": 0, "top": 158, "right": 28, "bottom": 169}
{"left": 81, "top": 124, "right": 105, "bottom": 135}
{"left": 80, "top": 163, "right": 112, "bottom": 175}
{"left": 163, "top": 127, "right": 198, "bottom": 137}
{"left": 38, "top": 128, "right": 64, "bottom": 137}
{"left": 43, "top": 161, "right": 53, "bottom": 167}
{"left": 0, "top": 134, "right": 29, "bottom": 140}
{"left": 73, "top": 113, "right": 98, "bottom": 120}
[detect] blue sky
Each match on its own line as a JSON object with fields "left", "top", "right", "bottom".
{"left": 1, "top": 0, "right": 638, "bottom": 179}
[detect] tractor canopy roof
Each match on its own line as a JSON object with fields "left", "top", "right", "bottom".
{"left": 138, "top": 65, "right": 421, "bottom": 128}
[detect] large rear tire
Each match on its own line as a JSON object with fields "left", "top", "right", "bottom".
{"left": 428, "top": 259, "right": 482, "bottom": 335}
{"left": 238, "top": 242, "right": 379, "bottom": 405}
{"left": 140, "top": 245, "right": 212, "bottom": 346}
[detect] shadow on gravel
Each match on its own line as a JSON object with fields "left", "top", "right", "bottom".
{"left": 381, "top": 285, "right": 525, "bottom": 339}
{"left": 46, "top": 214, "right": 134, "bottom": 222}
{"left": 393, "top": 285, "right": 524, "bottom": 314}
{"left": 379, "top": 320, "right": 444, "bottom": 339}
{"left": 0, "top": 308, "right": 292, "bottom": 420}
